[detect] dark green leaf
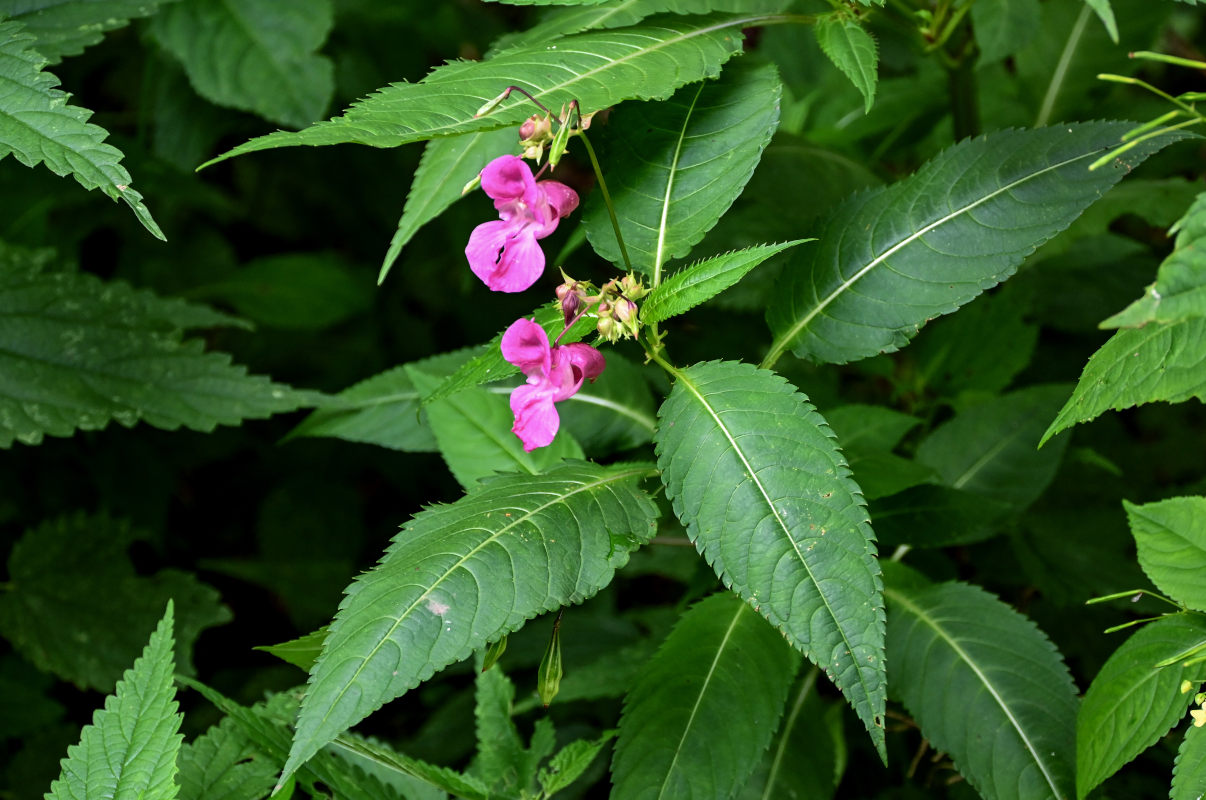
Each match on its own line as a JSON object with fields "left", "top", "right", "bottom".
{"left": 870, "top": 484, "right": 1013, "bottom": 549}
{"left": 177, "top": 716, "right": 277, "bottom": 800}
{"left": 655, "top": 360, "right": 886, "bottom": 757}
{"left": 824, "top": 404, "right": 921, "bottom": 451}
{"left": 1125, "top": 497, "right": 1206, "bottom": 612}
{"left": 329, "top": 733, "right": 489, "bottom": 800}
{"left": 0, "top": 0, "right": 178, "bottom": 63}
{"left": 814, "top": 16, "right": 878, "bottom": 112}
{"left": 971, "top": 0, "right": 1042, "bottom": 64}
{"left": 539, "top": 731, "right": 616, "bottom": 796}
{"left": 1172, "top": 725, "right": 1206, "bottom": 800}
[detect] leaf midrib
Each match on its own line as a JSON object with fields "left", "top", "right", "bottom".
{"left": 652, "top": 81, "right": 705, "bottom": 284}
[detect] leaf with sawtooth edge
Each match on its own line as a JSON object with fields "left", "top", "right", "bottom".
{"left": 654, "top": 360, "right": 886, "bottom": 759}
{"left": 177, "top": 715, "right": 278, "bottom": 800}
{"left": 612, "top": 591, "right": 799, "bottom": 799}
{"left": 0, "top": 20, "right": 163, "bottom": 239}
{"left": 582, "top": 58, "right": 782, "bottom": 276}
{"left": 764, "top": 122, "right": 1192, "bottom": 367}
{"left": 280, "top": 461, "right": 659, "bottom": 786}
{"left": 0, "top": 0, "right": 178, "bottom": 64}
{"left": 814, "top": 15, "right": 878, "bottom": 112}
{"left": 1173, "top": 724, "right": 1206, "bottom": 800}
{"left": 1124, "top": 497, "right": 1206, "bottom": 612}
{"left": 885, "top": 578, "right": 1078, "bottom": 800}
{"left": 201, "top": 13, "right": 772, "bottom": 167}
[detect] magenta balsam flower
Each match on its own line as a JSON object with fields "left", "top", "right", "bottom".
{"left": 466, "top": 155, "right": 579, "bottom": 293}
{"left": 501, "top": 317, "right": 604, "bottom": 451}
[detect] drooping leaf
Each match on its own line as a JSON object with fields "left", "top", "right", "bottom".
{"left": 379, "top": 127, "right": 517, "bottom": 284}
{"left": 971, "top": 0, "right": 1043, "bottom": 64}
{"left": 0, "top": 260, "right": 318, "bottom": 447}
{"left": 869, "top": 484, "right": 1013, "bottom": 549}
{"left": 885, "top": 578, "right": 1078, "bottom": 800}
{"left": 539, "top": 731, "right": 616, "bottom": 797}
{"left": 1076, "top": 614, "right": 1206, "bottom": 799}
{"left": 763, "top": 123, "right": 1189, "bottom": 367}
{"left": 1172, "top": 725, "right": 1206, "bottom": 800}
{"left": 203, "top": 13, "right": 772, "bottom": 167}
{"left": 814, "top": 15, "right": 878, "bottom": 112}
{"left": 149, "top": 0, "right": 334, "bottom": 128}
{"left": 1040, "top": 317, "right": 1206, "bottom": 445}
{"left": 177, "top": 716, "right": 278, "bottom": 800}
{"left": 0, "top": 20, "right": 163, "bottom": 239}
{"left": 640, "top": 240, "right": 807, "bottom": 325}
{"left": 255, "top": 627, "right": 330, "bottom": 674}
{"left": 582, "top": 59, "right": 782, "bottom": 276}
{"left": 329, "top": 733, "right": 490, "bottom": 800}
{"left": 0, "top": 0, "right": 178, "bottom": 63}
{"left": 611, "top": 591, "right": 799, "bottom": 799}
{"left": 1083, "top": 0, "right": 1119, "bottom": 43}
{"left": 654, "top": 360, "right": 886, "bottom": 757}
{"left": 1124, "top": 497, "right": 1206, "bottom": 612}
{"left": 558, "top": 351, "right": 658, "bottom": 454}
{"left": 0, "top": 513, "right": 230, "bottom": 691}
{"left": 47, "top": 603, "right": 182, "bottom": 800}
{"left": 280, "top": 461, "right": 659, "bottom": 786}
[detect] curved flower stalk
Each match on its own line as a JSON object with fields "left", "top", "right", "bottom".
{"left": 465, "top": 155, "right": 578, "bottom": 293}
{"left": 501, "top": 318, "right": 604, "bottom": 451}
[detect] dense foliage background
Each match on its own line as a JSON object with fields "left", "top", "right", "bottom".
{"left": 2, "top": 0, "right": 1205, "bottom": 798}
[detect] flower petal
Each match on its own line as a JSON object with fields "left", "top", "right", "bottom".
{"left": 490, "top": 230, "right": 546, "bottom": 292}
{"left": 481, "top": 154, "right": 538, "bottom": 207}
{"left": 501, "top": 318, "right": 551, "bottom": 378}
{"left": 465, "top": 219, "right": 513, "bottom": 286}
{"left": 510, "top": 382, "right": 561, "bottom": 451}
{"left": 541, "top": 180, "right": 579, "bottom": 219}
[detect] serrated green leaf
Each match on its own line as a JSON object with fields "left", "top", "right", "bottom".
{"left": 558, "top": 351, "right": 657, "bottom": 454}
{"left": 1124, "top": 497, "right": 1206, "bottom": 612}
{"left": 408, "top": 367, "right": 583, "bottom": 489}
{"left": 0, "top": 0, "right": 178, "bottom": 63}
{"left": 654, "top": 360, "right": 886, "bottom": 757}
{"left": 885, "top": 579, "right": 1078, "bottom": 800}
{"left": 917, "top": 385, "right": 1072, "bottom": 509}
{"left": 764, "top": 123, "right": 1189, "bottom": 367}
{"left": 1102, "top": 190, "right": 1206, "bottom": 328}
{"left": 814, "top": 16, "right": 878, "bottom": 112}
{"left": 149, "top": 0, "right": 334, "bottom": 129}
{"left": 583, "top": 59, "right": 781, "bottom": 276}
{"left": 539, "top": 731, "right": 615, "bottom": 796}
{"left": 0, "top": 513, "right": 229, "bottom": 691}
{"left": 329, "top": 733, "right": 489, "bottom": 800}
{"left": 255, "top": 627, "right": 330, "bottom": 673}
{"left": 1041, "top": 317, "right": 1206, "bottom": 445}
{"left": 280, "top": 461, "right": 659, "bottom": 786}
{"left": 971, "top": 0, "right": 1042, "bottom": 65}
{"left": 202, "top": 13, "right": 772, "bottom": 167}
{"left": 1172, "top": 724, "right": 1206, "bottom": 800}
{"left": 1083, "top": 0, "right": 1119, "bottom": 43}
{"left": 611, "top": 591, "right": 799, "bottom": 799}
{"left": 1076, "top": 614, "right": 1206, "bottom": 799}
{"left": 0, "top": 21, "right": 163, "bottom": 239}
{"left": 471, "top": 666, "right": 555, "bottom": 797}
{"left": 640, "top": 241, "right": 806, "bottom": 325}
{"left": 177, "top": 716, "right": 277, "bottom": 800}
{"left": 47, "top": 603, "right": 182, "bottom": 800}
{"left": 0, "top": 260, "right": 317, "bottom": 446}
{"left": 380, "top": 127, "right": 517, "bottom": 284}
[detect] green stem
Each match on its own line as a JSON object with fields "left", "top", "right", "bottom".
{"left": 577, "top": 130, "right": 632, "bottom": 273}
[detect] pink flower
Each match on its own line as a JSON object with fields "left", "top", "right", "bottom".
{"left": 465, "top": 155, "right": 579, "bottom": 293}
{"left": 501, "top": 318, "right": 604, "bottom": 451}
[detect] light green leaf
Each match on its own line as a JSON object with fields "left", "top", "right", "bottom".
{"left": 764, "top": 123, "right": 1189, "bottom": 367}
{"left": 971, "top": 0, "right": 1042, "bottom": 64}
{"left": 1102, "top": 190, "right": 1206, "bottom": 328}
{"left": 203, "top": 13, "right": 770, "bottom": 167}
{"left": 814, "top": 16, "right": 878, "bottom": 112}
{"left": 0, "top": 260, "right": 317, "bottom": 447}
{"left": 1125, "top": 497, "right": 1206, "bottom": 612}
{"left": 177, "top": 716, "right": 278, "bottom": 800}
{"left": 379, "top": 127, "right": 517, "bottom": 284}
{"left": 885, "top": 579, "right": 1078, "bottom": 800}
{"left": 280, "top": 461, "right": 659, "bottom": 786}
{"left": 1076, "top": 614, "right": 1206, "bottom": 799}
{"left": 1083, "top": 0, "right": 1119, "bottom": 43}
{"left": 558, "top": 351, "right": 658, "bottom": 455}
{"left": 612, "top": 592, "right": 799, "bottom": 799}
{"left": 149, "top": 0, "right": 334, "bottom": 128}
{"left": 255, "top": 627, "right": 329, "bottom": 673}
{"left": 582, "top": 59, "right": 781, "bottom": 276}
{"left": 539, "top": 731, "right": 616, "bottom": 796}
{"left": 640, "top": 241, "right": 807, "bottom": 325}
{"left": 654, "top": 360, "right": 886, "bottom": 757}
{"left": 916, "top": 385, "right": 1071, "bottom": 509}
{"left": 0, "top": 0, "right": 178, "bottom": 63}
{"left": 0, "top": 513, "right": 230, "bottom": 691}
{"left": 0, "top": 21, "right": 163, "bottom": 239}
{"left": 1041, "top": 317, "right": 1206, "bottom": 445}
{"left": 47, "top": 603, "right": 182, "bottom": 800}
{"left": 1173, "top": 725, "right": 1206, "bottom": 800}
{"left": 407, "top": 367, "right": 584, "bottom": 489}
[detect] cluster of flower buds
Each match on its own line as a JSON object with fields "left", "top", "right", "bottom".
{"left": 517, "top": 105, "right": 594, "bottom": 169}
{"left": 556, "top": 272, "right": 647, "bottom": 344}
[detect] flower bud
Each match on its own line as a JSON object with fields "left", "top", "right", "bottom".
{"left": 597, "top": 316, "right": 616, "bottom": 341}
{"left": 615, "top": 298, "right": 637, "bottom": 323}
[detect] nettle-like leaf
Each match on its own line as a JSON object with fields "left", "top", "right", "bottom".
{"left": 1103, "top": 189, "right": 1206, "bottom": 328}
{"left": 0, "top": 21, "right": 163, "bottom": 239}
{"left": 1173, "top": 725, "right": 1206, "bottom": 800}
{"left": 0, "top": 260, "right": 317, "bottom": 446}
{"left": 1124, "top": 497, "right": 1206, "bottom": 611}
{"left": 540, "top": 731, "right": 616, "bottom": 797}
{"left": 612, "top": 591, "right": 799, "bottom": 799}
{"left": 330, "top": 733, "right": 490, "bottom": 800}
{"left": 640, "top": 240, "right": 807, "bottom": 325}
{"left": 280, "top": 461, "right": 659, "bottom": 785}
{"left": 0, "top": 0, "right": 178, "bottom": 63}
{"left": 885, "top": 578, "right": 1078, "bottom": 800}
{"left": 471, "top": 666, "right": 555, "bottom": 796}
{"left": 583, "top": 58, "right": 782, "bottom": 277}
{"left": 814, "top": 15, "right": 878, "bottom": 112}
{"left": 1076, "top": 614, "right": 1206, "bottom": 799}
{"left": 1041, "top": 317, "right": 1206, "bottom": 445}
{"left": 654, "top": 360, "right": 886, "bottom": 757}
{"left": 380, "top": 127, "right": 517, "bottom": 284}
{"left": 149, "top": 0, "right": 334, "bottom": 129}
{"left": 971, "top": 0, "right": 1042, "bottom": 64}
{"left": 177, "top": 715, "right": 277, "bottom": 800}
{"left": 203, "top": 13, "right": 774, "bottom": 167}
{"left": 47, "top": 604, "right": 182, "bottom": 800}
{"left": 764, "top": 122, "right": 1189, "bottom": 367}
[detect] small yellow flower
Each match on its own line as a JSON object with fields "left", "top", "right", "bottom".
{"left": 1191, "top": 707, "right": 1206, "bottom": 728}
{"left": 1182, "top": 680, "right": 1194, "bottom": 694}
